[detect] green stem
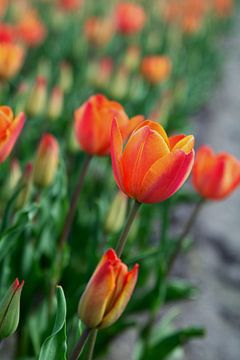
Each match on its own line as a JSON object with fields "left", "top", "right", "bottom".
{"left": 59, "top": 154, "right": 92, "bottom": 249}
{"left": 115, "top": 200, "right": 141, "bottom": 257}
{"left": 49, "top": 155, "right": 92, "bottom": 311}
{"left": 166, "top": 198, "right": 205, "bottom": 276}
{"left": 86, "top": 329, "right": 98, "bottom": 360}
{"left": 70, "top": 328, "right": 91, "bottom": 360}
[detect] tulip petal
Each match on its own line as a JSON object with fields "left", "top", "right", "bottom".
{"left": 0, "top": 112, "right": 25, "bottom": 164}
{"left": 171, "top": 135, "right": 194, "bottom": 154}
{"left": 122, "top": 125, "right": 170, "bottom": 197}
{"left": 110, "top": 118, "right": 126, "bottom": 193}
{"left": 99, "top": 264, "right": 139, "bottom": 329}
{"left": 139, "top": 150, "right": 194, "bottom": 203}
{"left": 78, "top": 260, "right": 116, "bottom": 328}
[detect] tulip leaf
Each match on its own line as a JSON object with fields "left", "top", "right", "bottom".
{"left": 139, "top": 326, "right": 205, "bottom": 360}
{"left": 38, "top": 286, "right": 67, "bottom": 360}
{"left": 165, "top": 280, "right": 198, "bottom": 302}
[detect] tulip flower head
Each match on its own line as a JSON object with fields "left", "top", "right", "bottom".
{"left": 33, "top": 134, "right": 59, "bottom": 188}
{"left": 111, "top": 119, "right": 194, "bottom": 204}
{"left": 0, "top": 278, "right": 24, "bottom": 340}
{"left": 74, "top": 94, "right": 143, "bottom": 156}
{"left": 115, "top": 3, "right": 146, "bottom": 35}
{"left": 192, "top": 145, "right": 240, "bottom": 200}
{"left": 141, "top": 56, "right": 172, "bottom": 85}
{"left": 0, "top": 106, "right": 25, "bottom": 164}
{"left": 78, "top": 248, "right": 138, "bottom": 329}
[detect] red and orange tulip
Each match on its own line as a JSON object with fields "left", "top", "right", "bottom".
{"left": 115, "top": 2, "right": 146, "bottom": 35}
{"left": 74, "top": 94, "right": 143, "bottom": 156}
{"left": 141, "top": 56, "right": 172, "bottom": 85}
{"left": 16, "top": 10, "right": 46, "bottom": 47}
{"left": 78, "top": 248, "right": 138, "bottom": 329}
{"left": 84, "top": 17, "right": 113, "bottom": 47}
{"left": 192, "top": 145, "right": 240, "bottom": 200}
{"left": 0, "top": 106, "right": 25, "bottom": 164}
{"left": 111, "top": 119, "right": 194, "bottom": 203}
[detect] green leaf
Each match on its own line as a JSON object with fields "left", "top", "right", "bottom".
{"left": 165, "top": 280, "right": 198, "bottom": 302}
{"left": 140, "top": 327, "right": 205, "bottom": 360}
{"left": 38, "top": 286, "right": 67, "bottom": 360}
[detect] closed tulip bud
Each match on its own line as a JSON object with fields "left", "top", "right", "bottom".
{"left": 111, "top": 66, "right": 129, "bottom": 99}
{"left": 33, "top": 134, "right": 59, "bottom": 188}
{"left": 105, "top": 191, "right": 128, "bottom": 234}
{"left": 141, "top": 56, "right": 172, "bottom": 85}
{"left": 0, "top": 279, "right": 24, "bottom": 340}
{"left": 0, "top": 106, "right": 25, "bottom": 164}
{"left": 16, "top": 162, "right": 33, "bottom": 209}
{"left": 47, "top": 86, "right": 64, "bottom": 121}
{"left": 78, "top": 248, "right": 138, "bottom": 329}
{"left": 74, "top": 94, "right": 143, "bottom": 156}
{"left": 192, "top": 145, "right": 240, "bottom": 200}
{"left": 123, "top": 46, "right": 140, "bottom": 71}
{"left": 59, "top": 62, "right": 73, "bottom": 93}
{"left": 3, "top": 159, "right": 22, "bottom": 199}
{"left": 26, "top": 76, "right": 47, "bottom": 117}
{"left": 111, "top": 119, "right": 194, "bottom": 203}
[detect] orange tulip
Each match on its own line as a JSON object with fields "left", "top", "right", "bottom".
{"left": 141, "top": 56, "right": 172, "bottom": 85}
{"left": 84, "top": 17, "right": 114, "bottom": 47}
{"left": 115, "top": 3, "right": 146, "bottom": 35}
{"left": 0, "top": 27, "right": 25, "bottom": 81}
{"left": 74, "top": 94, "right": 143, "bottom": 156}
{"left": 0, "top": 106, "right": 25, "bottom": 164}
{"left": 78, "top": 248, "right": 138, "bottom": 329}
{"left": 192, "top": 145, "right": 240, "bottom": 200}
{"left": 111, "top": 119, "right": 194, "bottom": 203}
{"left": 213, "top": 0, "right": 234, "bottom": 17}
{"left": 16, "top": 10, "right": 46, "bottom": 47}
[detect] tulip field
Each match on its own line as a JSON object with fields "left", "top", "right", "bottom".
{"left": 0, "top": 0, "right": 240, "bottom": 359}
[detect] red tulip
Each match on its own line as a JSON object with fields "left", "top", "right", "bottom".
{"left": 192, "top": 145, "right": 240, "bottom": 200}
{"left": 115, "top": 3, "right": 146, "bottom": 35}
{"left": 141, "top": 56, "right": 172, "bottom": 84}
{"left": 111, "top": 119, "right": 194, "bottom": 203}
{"left": 0, "top": 106, "right": 25, "bottom": 164}
{"left": 78, "top": 248, "right": 138, "bottom": 329}
{"left": 74, "top": 94, "right": 143, "bottom": 156}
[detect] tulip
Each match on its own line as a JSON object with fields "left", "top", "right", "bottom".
{"left": 33, "top": 134, "right": 59, "bottom": 188}
{"left": 105, "top": 191, "right": 128, "bottom": 234}
{"left": 111, "top": 119, "right": 194, "bottom": 204}
{"left": 3, "top": 159, "right": 22, "bottom": 199}
{"left": 0, "top": 106, "right": 25, "bottom": 164}
{"left": 213, "top": 0, "right": 234, "bottom": 17}
{"left": 192, "top": 145, "right": 240, "bottom": 200}
{"left": 84, "top": 17, "right": 113, "bottom": 47}
{"left": 141, "top": 56, "right": 172, "bottom": 85}
{"left": 26, "top": 76, "right": 47, "bottom": 117}
{"left": 0, "top": 278, "right": 24, "bottom": 340}
{"left": 0, "top": 30, "right": 25, "bottom": 80}
{"left": 16, "top": 9, "right": 46, "bottom": 47}
{"left": 58, "top": 0, "right": 83, "bottom": 11}
{"left": 115, "top": 3, "right": 146, "bottom": 35}
{"left": 47, "top": 86, "right": 64, "bottom": 121}
{"left": 74, "top": 94, "right": 143, "bottom": 156}
{"left": 78, "top": 248, "right": 138, "bottom": 329}
{"left": 59, "top": 62, "right": 73, "bottom": 93}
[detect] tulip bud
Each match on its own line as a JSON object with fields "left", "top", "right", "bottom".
{"left": 0, "top": 279, "right": 24, "bottom": 340}
{"left": 59, "top": 62, "right": 73, "bottom": 93}
{"left": 16, "top": 162, "right": 33, "bottom": 209}
{"left": 111, "top": 66, "right": 129, "bottom": 99}
{"left": 78, "top": 248, "right": 138, "bottom": 329}
{"left": 26, "top": 76, "right": 47, "bottom": 117}
{"left": 33, "top": 134, "right": 59, "bottom": 188}
{"left": 105, "top": 191, "right": 128, "bottom": 234}
{"left": 3, "top": 159, "right": 22, "bottom": 199}
{"left": 47, "top": 86, "right": 64, "bottom": 121}
{"left": 123, "top": 46, "right": 140, "bottom": 71}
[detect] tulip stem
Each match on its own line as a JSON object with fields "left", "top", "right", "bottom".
{"left": 115, "top": 200, "right": 141, "bottom": 257}
{"left": 70, "top": 327, "right": 91, "bottom": 360}
{"left": 86, "top": 329, "right": 98, "bottom": 360}
{"left": 59, "top": 154, "right": 92, "bottom": 249}
{"left": 166, "top": 198, "right": 205, "bottom": 275}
